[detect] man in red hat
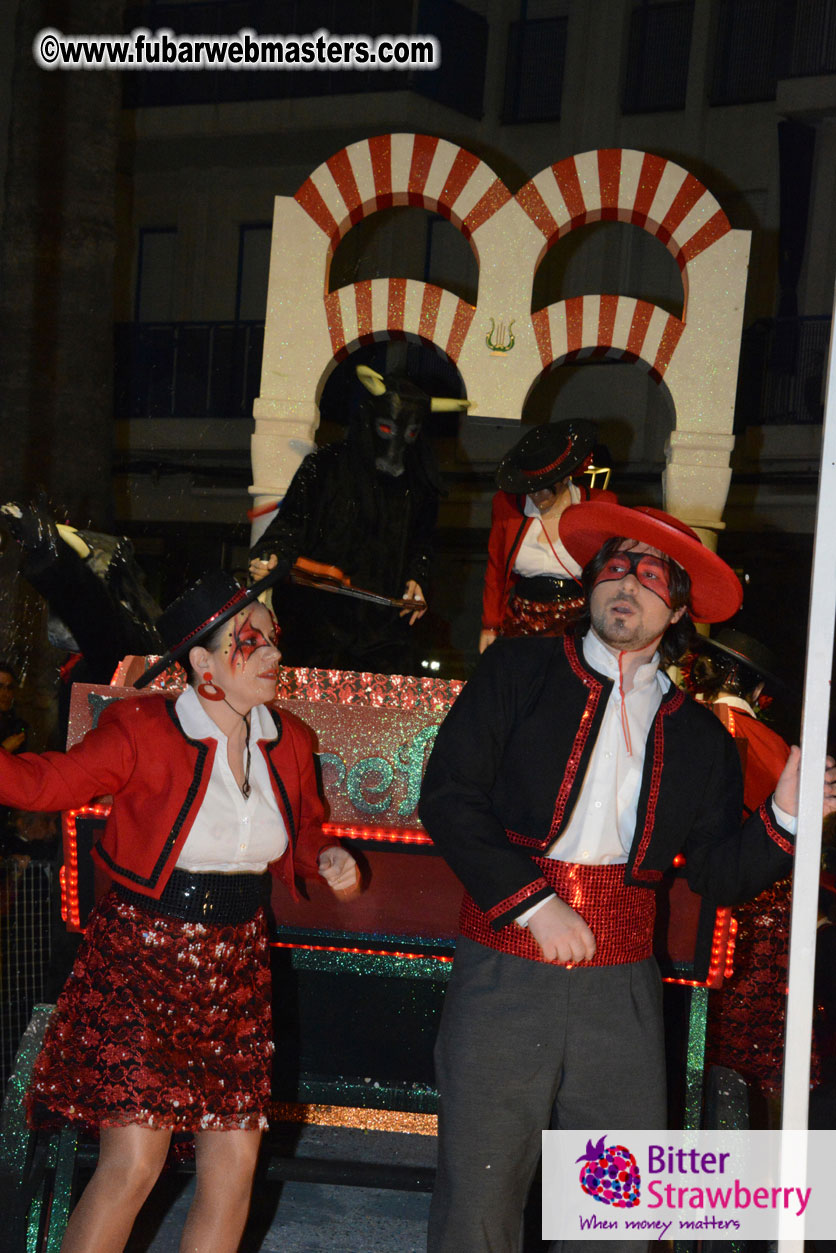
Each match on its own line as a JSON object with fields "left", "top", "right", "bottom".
{"left": 419, "top": 502, "right": 836, "bottom": 1253}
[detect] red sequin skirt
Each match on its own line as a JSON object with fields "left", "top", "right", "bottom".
{"left": 26, "top": 890, "right": 273, "bottom": 1133}
{"left": 501, "top": 592, "right": 585, "bottom": 638}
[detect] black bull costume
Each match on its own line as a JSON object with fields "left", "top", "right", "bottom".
{"left": 250, "top": 366, "right": 470, "bottom": 673}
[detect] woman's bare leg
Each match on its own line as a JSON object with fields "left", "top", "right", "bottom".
{"left": 179, "top": 1128, "right": 262, "bottom": 1253}
{"left": 61, "top": 1124, "right": 172, "bottom": 1253}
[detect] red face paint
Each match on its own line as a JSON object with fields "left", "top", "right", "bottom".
{"left": 593, "top": 550, "right": 673, "bottom": 606}
{"left": 228, "top": 609, "right": 278, "bottom": 670}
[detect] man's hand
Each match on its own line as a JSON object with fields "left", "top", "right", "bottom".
{"left": 2, "top": 730, "right": 25, "bottom": 752}
{"left": 478, "top": 629, "right": 497, "bottom": 654}
{"left": 318, "top": 845, "right": 361, "bottom": 898}
{"left": 400, "top": 580, "right": 427, "bottom": 626}
{"left": 526, "top": 896, "right": 596, "bottom": 964}
{"left": 773, "top": 745, "right": 836, "bottom": 818}
{"left": 249, "top": 552, "right": 279, "bottom": 582}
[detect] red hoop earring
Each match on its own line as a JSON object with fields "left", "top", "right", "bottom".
{"left": 197, "top": 672, "right": 225, "bottom": 701}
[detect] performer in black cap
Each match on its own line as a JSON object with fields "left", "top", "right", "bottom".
{"left": 479, "top": 419, "right": 615, "bottom": 653}
{"left": 0, "top": 566, "right": 358, "bottom": 1253}
{"left": 421, "top": 502, "right": 836, "bottom": 1253}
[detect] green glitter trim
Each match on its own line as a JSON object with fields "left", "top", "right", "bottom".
{"left": 288, "top": 947, "right": 452, "bottom": 981}
{"left": 683, "top": 986, "right": 709, "bottom": 1130}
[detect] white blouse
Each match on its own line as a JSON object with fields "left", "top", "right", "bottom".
{"left": 513, "top": 482, "right": 582, "bottom": 580}
{"left": 173, "top": 685, "right": 289, "bottom": 873}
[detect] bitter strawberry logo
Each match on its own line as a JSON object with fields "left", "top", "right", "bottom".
{"left": 576, "top": 1135, "right": 641, "bottom": 1207}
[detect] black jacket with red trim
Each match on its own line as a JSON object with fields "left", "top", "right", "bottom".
{"left": 419, "top": 634, "right": 793, "bottom": 931}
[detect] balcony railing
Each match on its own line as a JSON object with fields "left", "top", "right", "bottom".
{"left": 115, "top": 316, "right": 831, "bottom": 429}
{"left": 115, "top": 321, "right": 264, "bottom": 419}
{"left": 736, "top": 315, "right": 831, "bottom": 427}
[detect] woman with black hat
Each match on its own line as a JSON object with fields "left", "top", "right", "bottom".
{"left": 479, "top": 419, "right": 616, "bottom": 653}
{"left": 682, "top": 628, "right": 800, "bottom": 1108}
{"left": 0, "top": 567, "right": 358, "bottom": 1253}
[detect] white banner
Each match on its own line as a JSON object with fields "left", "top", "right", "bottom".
{"left": 542, "top": 1130, "right": 833, "bottom": 1241}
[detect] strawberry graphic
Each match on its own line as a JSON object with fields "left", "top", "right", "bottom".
{"left": 576, "top": 1135, "right": 641, "bottom": 1208}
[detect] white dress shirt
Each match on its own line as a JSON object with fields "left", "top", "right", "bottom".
{"left": 174, "top": 685, "right": 288, "bottom": 872}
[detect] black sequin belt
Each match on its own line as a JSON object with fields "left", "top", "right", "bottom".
{"left": 115, "top": 869, "right": 270, "bottom": 925}
{"left": 514, "top": 575, "right": 579, "bottom": 603}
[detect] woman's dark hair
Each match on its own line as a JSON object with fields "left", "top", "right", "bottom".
{"left": 687, "top": 649, "right": 760, "bottom": 703}
{"left": 571, "top": 536, "right": 695, "bottom": 665}
{"left": 186, "top": 619, "right": 232, "bottom": 686}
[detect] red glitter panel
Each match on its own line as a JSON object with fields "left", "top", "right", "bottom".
{"left": 368, "top": 133, "right": 392, "bottom": 208}
{"left": 323, "top": 290, "right": 347, "bottom": 357}
{"left": 272, "top": 667, "right": 462, "bottom": 710}
{"left": 515, "top": 181, "right": 559, "bottom": 240}
{"left": 408, "top": 133, "right": 439, "bottom": 199}
{"left": 387, "top": 277, "right": 407, "bottom": 333}
{"left": 531, "top": 308, "right": 554, "bottom": 367}
{"left": 294, "top": 178, "right": 340, "bottom": 249}
{"left": 445, "top": 298, "right": 475, "bottom": 363}
{"left": 679, "top": 210, "right": 731, "bottom": 263}
{"left": 660, "top": 172, "right": 705, "bottom": 240}
{"left": 597, "top": 148, "right": 622, "bottom": 211}
{"left": 439, "top": 148, "right": 480, "bottom": 220}
{"left": 419, "top": 284, "right": 443, "bottom": 343}
{"left": 564, "top": 295, "right": 585, "bottom": 356}
{"left": 462, "top": 178, "right": 512, "bottom": 237}
{"left": 354, "top": 280, "right": 374, "bottom": 343}
{"left": 626, "top": 299, "right": 654, "bottom": 360}
{"left": 631, "top": 152, "right": 667, "bottom": 222}
{"left": 652, "top": 314, "right": 686, "bottom": 378}
{"left": 326, "top": 148, "right": 363, "bottom": 224}
{"left": 552, "top": 155, "right": 586, "bottom": 221}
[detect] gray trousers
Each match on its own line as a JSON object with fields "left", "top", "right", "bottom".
{"left": 428, "top": 938, "right": 667, "bottom": 1253}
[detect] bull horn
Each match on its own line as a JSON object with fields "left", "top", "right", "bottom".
{"left": 430, "top": 397, "right": 474, "bottom": 412}
{"left": 356, "top": 365, "right": 387, "bottom": 396}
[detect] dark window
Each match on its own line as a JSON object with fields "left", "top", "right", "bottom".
{"left": 786, "top": 0, "right": 836, "bottom": 77}
{"left": 710, "top": 0, "right": 783, "bottom": 103}
{"left": 503, "top": 16, "right": 568, "bottom": 123}
{"left": 135, "top": 228, "right": 177, "bottom": 322}
{"left": 623, "top": 0, "right": 694, "bottom": 114}
{"left": 413, "top": 0, "right": 487, "bottom": 119}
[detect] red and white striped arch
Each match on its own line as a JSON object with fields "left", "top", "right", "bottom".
{"left": 322, "top": 278, "right": 476, "bottom": 365}
{"left": 516, "top": 148, "right": 731, "bottom": 272}
{"left": 295, "top": 132, "right": 510, "bottom": 259}
{"left": 530, "top": 295, "right": 685, "bottom": 384}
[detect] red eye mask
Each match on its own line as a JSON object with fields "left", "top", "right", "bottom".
{"left": 593, "top": 551, "right": 673, "bottom": 606}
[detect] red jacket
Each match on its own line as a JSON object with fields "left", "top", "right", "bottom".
{"left": 481, "top": 486, "right": 617, "bottom": 631}
{"left": 712, "top": 700, "right": 790, "bottom": 816}
{"left": 0, "top": 694, "right": 329, "bottom": 900}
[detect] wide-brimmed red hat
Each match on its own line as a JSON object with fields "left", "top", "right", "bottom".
{"left": 495, "top": 420, "right": 597, "bottom": 493}
{"left": 559, "top": 503, "right": 743, "bottom": 624}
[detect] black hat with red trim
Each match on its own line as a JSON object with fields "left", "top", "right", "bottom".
{"left": 495, "top": 420, "right": 597, "bottom": 494}
{"left": 134, "top": 562, "right": 288, "bottom": 690}
{"left": 559, "top": 502, "right": 743, "bottom": 624}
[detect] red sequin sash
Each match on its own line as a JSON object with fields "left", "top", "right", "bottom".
{"left": 459, "top": 860, "right": 656, "bottom": 966}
